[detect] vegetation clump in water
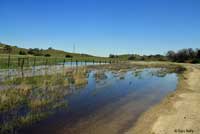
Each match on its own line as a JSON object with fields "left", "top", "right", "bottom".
{"left": 0, "top": 63, "right": 185, "bottom": 134}
{"left": 0, "top": 67, "right": 89, "bottom": 134}
{"left": 72, "top": 67, "right": 88, "bottom": 88}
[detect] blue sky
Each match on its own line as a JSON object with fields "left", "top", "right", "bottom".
{"left": 0, "top": 0, "right": 200, "bottom": 56}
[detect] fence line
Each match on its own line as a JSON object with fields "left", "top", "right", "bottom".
{"left": 0, "top": 56, "right": 119, "bottom": 79}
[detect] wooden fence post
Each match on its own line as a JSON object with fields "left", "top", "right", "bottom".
{"left": 27, "top": 57, "right": 29, "bottom": 66}
{"left": 8, "top": 53, "right": 10, "bottom": 69}
{"left": 45, "top": 58, "right": 48, "bottom": 66}
{"left": 18, "top": 58, "right": 20, "bottom": 67}
{"left": 63, "top": 59, "right": 65, "bottom": 67}
{"left": 33, "top": 57, "right": 36, "bottom": 67}
{"left": 71, "top": 58, "right": 73, "bottom": 66}
{"left": 54, "top": 57, "right": 57, "bottom": 66}
{"left": 76, "top": 60, "right": 78, "bottom": 67}
{"left": 21, "top": 58, "right": 25, "bottom": 77}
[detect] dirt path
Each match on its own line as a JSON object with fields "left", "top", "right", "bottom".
{"left": 126, "top": 64, "right": 200, "bottom": 134}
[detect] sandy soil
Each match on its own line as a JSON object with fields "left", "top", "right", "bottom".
{"left": 125, "top": 64, "right": 200, "bottom": 134}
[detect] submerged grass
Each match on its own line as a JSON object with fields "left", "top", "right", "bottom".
{"left": 0, "top": 62, "right": 186, "bottom": 134}
{"left": 88, "top": 61, "right": 186, "bottom": 75}
{"left": 73, "top": 67, "right": 88, "bottom": 87}
{"left": 0, "top": 67, "right": 89, "bottom": 134}
{"left": 0, "top": 85, "right": 68, "bottom": 133}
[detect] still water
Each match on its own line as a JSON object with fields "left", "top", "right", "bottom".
{"left": 20, "top": 68, "right": 178, "bottom": 134}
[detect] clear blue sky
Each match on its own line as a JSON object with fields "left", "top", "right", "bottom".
{"left": 0, "top": 0, "right": 200, "bottom": 56}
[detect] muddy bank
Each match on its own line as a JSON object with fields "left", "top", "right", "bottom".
{"left": 125, "top": 64, "right": 200, "bottom": 134}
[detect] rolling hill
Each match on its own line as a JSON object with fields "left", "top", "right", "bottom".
{"left": 0, "top": 42, "right": 98, "bottom": 58}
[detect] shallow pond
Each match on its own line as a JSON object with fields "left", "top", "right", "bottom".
{"left": 18, "top": 68, "right": 177, "bottom": 134}
{"left": 62, "top": 61, "right": 107, "bottom": 66}
{"left": 0, "top": 62, "right": 107, "bottom": 81}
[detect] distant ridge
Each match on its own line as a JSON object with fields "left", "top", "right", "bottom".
{"left": 0, "top": 42, "right": 98, "bottom": 58}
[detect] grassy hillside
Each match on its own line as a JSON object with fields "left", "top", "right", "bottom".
{"left": 0, "top": 42, "right": 96, "bottom": 58}
{"left": 0, "top": 42, "right": 113, "bottom": 69}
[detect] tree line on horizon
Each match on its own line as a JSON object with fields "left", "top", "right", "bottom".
{"left": 166, "top": 48, "right": 200, "bottom": 63}
{"left": 109, "top": 48, "right": 200, "bottom": 63}
{"left": 1, "top": 43, "right": 200, "bottom": 63}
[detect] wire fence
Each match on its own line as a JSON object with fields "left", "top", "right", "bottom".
{"left": 0, "top": 55, "right": 119, "bottom": 81}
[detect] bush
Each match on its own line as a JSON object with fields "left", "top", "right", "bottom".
{"left": 19, "top": 50, "right": 27, "bottom": 55}
{"left": 128, "top": 55, "right": 136, "bottom": 60}
{"left": 65, "top": 54, "right": 72, "bottom": 58}
{"left": 3, "top": 45, "right": 12, "bottom": 53}
{"left": 28, "top": 48, "right": 43, "bottom": 56}
{"left": 33, "top": 53, "right": 43, "bottom": 56}
{"left": 44, "top": 54, "right": 51, "bottom": 57}
{"left": 141, "top": 57, "right": 145, "bottom": 61}
{"left": 191, "top": 58, "right": 200, "bottom": 64}
{"left": 166, "top": 48, "right": 200, "bottom": 63}
{"left": 109, "top": 54, "right": 119, "bottom": 58}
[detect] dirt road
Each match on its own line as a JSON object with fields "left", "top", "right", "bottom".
{"left": 126, "top": 64, "right": 200, "bottom": 134}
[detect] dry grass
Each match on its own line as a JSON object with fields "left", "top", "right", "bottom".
{"left": 73, "top": 67, "right": 88, "bottom": 87}
{"left": 0, "top": 62, "right": 186, "bottom": 133}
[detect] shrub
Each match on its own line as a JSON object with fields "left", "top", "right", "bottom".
{"left": 44, "top": 54, "right": 51, "bottom": 57}
{"left": 28, "top": 48, "right": 43, "bottom": 56}
{"left": 65, "top": 54, "right": 73, "bottom": 58}
{"left": 166, "top": 48, "right": 200, "bottom": 62}
{"left": 191, "top": 58, "right": 200, "bottom": 64}
{"left": 128, "top": 55, "right": 136, "bottom": 60}
{"left": 19, "top": 50, "right": 27, "bottom": 55}
{"left": 109, "top": 54, "right": 119, "bottom": 58}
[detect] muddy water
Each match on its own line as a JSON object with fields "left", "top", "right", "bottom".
{"left": 20, "top": 68, "right": 178, "bottom": 134}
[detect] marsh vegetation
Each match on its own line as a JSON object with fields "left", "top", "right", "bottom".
{"left": 0, "top": 62, "right": 185, "bottom": 134}
{"left": 0, "top": 67, "right": 89, "bottom": 134}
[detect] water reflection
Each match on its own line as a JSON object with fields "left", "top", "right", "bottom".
{"left": 0, "top": 68, "right": 178, "bottom": 134}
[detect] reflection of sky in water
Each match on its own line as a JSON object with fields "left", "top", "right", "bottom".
{"left": 20, "top": 68, "right": 178, "bottom": 134}
{"left": 59, "top": 69, "right": 177, "bottom": 123}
